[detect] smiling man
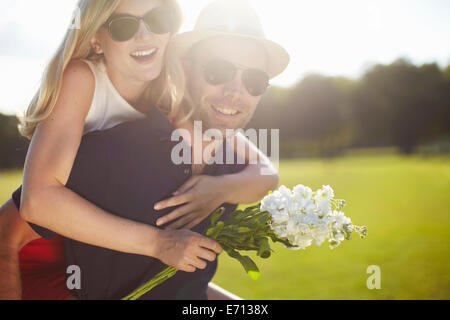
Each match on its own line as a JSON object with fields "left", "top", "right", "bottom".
{"left": 0, "top": 0, "right": 289, "bottom": 300}
{"left": 183, "top": 36, "right": 269, "bottom": 131}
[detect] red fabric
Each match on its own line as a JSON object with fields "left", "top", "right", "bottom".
{"left": 19, "top": 236, "right": 72, "bottom": 300}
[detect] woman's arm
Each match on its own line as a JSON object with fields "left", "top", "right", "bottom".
{"left": 0, "top": 198, "right": 40, "bottom": 300}
{"left": 20, "top": 60, "right": 154, "bottom": 256}
{"left": 19, "top": 60, "right": 220, "bottom": 272}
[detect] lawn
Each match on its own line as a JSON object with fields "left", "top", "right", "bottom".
{"left": 212, "top": 153, "right": 450, "bottom": 299}
{"left": 1, "top": 153, "right": 449, "bottom": 299}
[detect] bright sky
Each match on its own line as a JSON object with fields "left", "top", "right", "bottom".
{"left": 0, "top": 0, "right": 449, "bottom": 115}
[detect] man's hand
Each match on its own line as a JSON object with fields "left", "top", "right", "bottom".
{"left": 155, "top": 229, "right": 222, "bottom": 273}
{"left": 154, "top": 175, "right": 230, "bottom": 230}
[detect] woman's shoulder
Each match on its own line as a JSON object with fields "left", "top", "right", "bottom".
{"left": 65, "top": 59, "right": 96, "bottom": 84}
{"left": 52, "top": 59, "right": 96, "bottom": 121}
{"left": 61, "top": 59, "right": 96, "bottom": 91}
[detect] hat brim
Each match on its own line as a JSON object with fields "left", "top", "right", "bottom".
{"left": 171, "top": 30, "right": 290, "bottom": 79}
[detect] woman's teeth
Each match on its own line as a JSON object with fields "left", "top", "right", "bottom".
{"left": 130, "top": 48, "right": 157, "bottom": 57}
{"left": 213, "top": 105, "right": 239, "bottom": 116}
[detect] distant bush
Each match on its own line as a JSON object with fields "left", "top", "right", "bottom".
{"left": 0, "top": 114, "right": 29, "bottom": 169}
{"left": 248, "top": 58, "right": 450, "bottom": 157}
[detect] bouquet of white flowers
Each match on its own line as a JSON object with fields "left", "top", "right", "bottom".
{"left": 123, "top": 184, "right": 367, "bottom": 300}
{"left": 261, "top": 185, "right": 367, "bottom": 250}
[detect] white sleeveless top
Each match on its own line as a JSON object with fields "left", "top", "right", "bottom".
{"left": 81, "top": 59, "right": 146, "bottom": 135}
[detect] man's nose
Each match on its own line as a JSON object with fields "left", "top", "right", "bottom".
{"left": 134, "top": 20, "right": 154, "bottom": 41}
{"left": 223, "top": 71, "right": 246, "bottom": 97}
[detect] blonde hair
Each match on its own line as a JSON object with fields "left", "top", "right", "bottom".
{"left": 146, "top": 39, "right": 187, "bottom": 122}
{"left": 19, "top": 0, "right": 184, "bottom": 139}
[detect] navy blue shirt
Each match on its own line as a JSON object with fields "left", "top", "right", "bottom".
{"left": 13, "top": 107, "right": 246, "bottom": 300}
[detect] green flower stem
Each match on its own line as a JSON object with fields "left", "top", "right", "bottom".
{"left": 122, "top": 266, "right": 178, "bottom": 300}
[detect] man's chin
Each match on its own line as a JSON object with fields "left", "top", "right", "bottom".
{"left": 191, "top": 113, "right": 247, "bottom": 137}
{"left": 208, "top": 114, "right": 246, "bottom": 131}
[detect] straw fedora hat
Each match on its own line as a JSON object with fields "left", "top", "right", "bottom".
{"left": 171, "top": 0, "right": 290, "bottom": 79}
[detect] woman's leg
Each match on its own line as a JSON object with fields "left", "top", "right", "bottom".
{"left": 0, "top": 198, "right": 40, "bottom": 299}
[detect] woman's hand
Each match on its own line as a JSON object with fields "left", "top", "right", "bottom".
{"left": 154, "top": 175, "right": 232, "bottom": 230}
{"left": 155, "top": 228, "right": 222, "bottom": 272}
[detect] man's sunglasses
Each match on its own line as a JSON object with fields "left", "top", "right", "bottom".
{"left": 203, "top": 59, "right": 270, "bottom": 97}
{"left": 105, "top": 6, "right": 178, "bottom": 42}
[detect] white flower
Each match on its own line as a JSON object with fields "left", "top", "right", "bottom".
{"left": 328, "top": 239, "right": 341, "bottom": 249}
{"left": 315, "top": 185, "right": 335, "bottom": 202}
{"left": 317, "top": 200, "right": 332, "bottom": 216}
{"left": 293, "top": 184, "right": 313, "bottom": 200}
{"left": 271, "top": 210, "right": 290, "bottom": 224}
{"left": 286, "top": 220, "right": 299, "bottom": 235}
{"left": 261, "top": 185, "right": 295, "bottom": 217}
{"left": 290, "top": 234, "right": 313, "bottom": 249}
{"left": 278, "top": 185, "right": 293, "bottom": 198}
{"left": 272, "top": 224, "right": 288, "bottom": 238}
{"left": 302, "top": 212, "right": 319, "bottom": 225}
{"left": 260, "top": 193, "right": 283, "bottom": 216}
{"left": 265, "top": 184, "right": 359, "bottom": 252}
{"left": 330, "top": 210, "right": 352, "bottom": 228}
{"left": 302, "top": 200, "right": 316, "bottom": 215}
{"left": 335, "top": 232, "right": 345, "bottom": 241}
{"left": 311, "top": 226, "right": 329, "bottom": 246}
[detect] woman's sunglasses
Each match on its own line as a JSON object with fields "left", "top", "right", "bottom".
{"left": 105, "top": 6, "right": 178, "bottom": 42}
{"left": 203, "top": 59, "right": 270, "bottom": 97}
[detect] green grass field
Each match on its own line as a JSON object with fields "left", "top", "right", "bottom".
{"left": 1, "top": 152, "right": 449, "bottom": 299}
{"left": 213, "top": 153, "right": 450, "bottom": 300}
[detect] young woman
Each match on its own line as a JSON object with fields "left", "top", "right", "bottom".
{"left": 0, "top": 0, "right": 278, "bottom": 300}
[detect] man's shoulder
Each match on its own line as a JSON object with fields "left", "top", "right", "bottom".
{"left": 80, "top": 108, "right": 173, "bottom": 150}
{"left": 79, "top": 118, "right": 161, "bottom": 154}
{"left": 83, "top": 118, "right": 150, "bottom": 141}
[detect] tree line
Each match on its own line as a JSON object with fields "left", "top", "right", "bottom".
{"left": 0, "top": 114, "right": 28, "bottom": 169}
{"left": 248, "top": 58, "right": 450, "bottom": 157}
{"left": 0, "top": 57, "right": 449, "bottom": 169}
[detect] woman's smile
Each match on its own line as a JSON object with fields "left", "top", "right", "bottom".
{"left": 130, "top": 46, "right": 159, "bottom": 64}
